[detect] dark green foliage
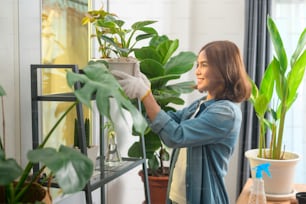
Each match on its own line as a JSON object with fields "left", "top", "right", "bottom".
{"left": 128, "top": 35, "right": 197, "bottom": 175}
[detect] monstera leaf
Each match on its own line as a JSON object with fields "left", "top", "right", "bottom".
{"left": 66, "top": 60, "right": 147, "bottom": 136}
{"left": 27, "top": 145, "right": 93, "bottom": 194}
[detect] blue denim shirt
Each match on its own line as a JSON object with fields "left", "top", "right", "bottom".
{"left": 150, "top": 97, "right": 242, "bottom": 204}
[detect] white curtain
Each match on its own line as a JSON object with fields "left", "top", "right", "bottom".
{"left": 273, "top": 0, "right": 306, "bottom": 183}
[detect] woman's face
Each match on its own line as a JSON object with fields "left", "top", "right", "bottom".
{"left": 195, "top": 50, "right": 224, "bottom": 98}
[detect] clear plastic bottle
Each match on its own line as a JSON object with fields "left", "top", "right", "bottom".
{"left": 248, "top": 163, "right": 271, "bottom": 204}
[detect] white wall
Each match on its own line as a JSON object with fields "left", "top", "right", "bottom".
{"left": 98, "top": 0, "right": 245, "bottom": 204}
{"left": 0, "top": 0, "right": 245, "bottom": 203}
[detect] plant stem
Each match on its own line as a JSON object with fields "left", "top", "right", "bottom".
{"left": 14, "top": 102, "right": 77, "bottom": 201}
{"left": 39, "top": 102, "right": 76, "bottom": 148}
{"left": 275, "top": 101, "right": 287, "bottom": 159}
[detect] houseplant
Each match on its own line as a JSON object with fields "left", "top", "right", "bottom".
{"left": 0, "top": 85, "right": 93, "bottom": 203}
{"left": 128, "top": 34, "right": 197, "bottom": 203}
{"left": 82, "top": 7, "right": 157, "bottom": 58}
{"left": 82, "top": 7, "right": 157, "bottom": 75}
{"left": 0, "top": 60, "right": 147, "bottom": 203}
{"left": 246, "top": 15, "right": 306, "bottom": 196}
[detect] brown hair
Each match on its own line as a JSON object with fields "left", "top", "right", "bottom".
{"left": 199, "top": 40, "right": 251, "bottom": 102}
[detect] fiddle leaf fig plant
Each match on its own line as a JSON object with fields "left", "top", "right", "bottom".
{"left": 82, "top": 7, "right": 157, "bottom": 58}
{"left": 128, "top": 35, "right": 197, "bottom": 176}
{"left": 249, "top": 15, "right": 306, "bottom": 159}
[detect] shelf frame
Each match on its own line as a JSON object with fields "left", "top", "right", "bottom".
{"left": 30, "top": 64, "right": 151, "bottom": 204}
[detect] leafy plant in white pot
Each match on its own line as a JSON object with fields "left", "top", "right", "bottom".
{"left": 245, "top": 15, "right": 306, "bottom": 199}
{"left": 82, "top": 7, "right": 157, "bottom": 75}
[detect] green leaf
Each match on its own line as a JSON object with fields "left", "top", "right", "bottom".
{"left": 131, "top": 20, "right": 157, "bottom": 30}
{"left": 148, "top": 156, "right": 159, "bottom": 171}
{"left": 150, "top": 74, "right": 180, "bottom": 88}
{"left": 134, "top": 47, "right": 161, "bottom": 62}
{"left": 136, "top": 33, "right": 156, "bottom": 42}
{"left": 254, "top": 94, "right": 269, "bottom": 117}
{"left": 290, "top": 28, "right": 306, "bottom": 67}
{"left": 270, "top": 58, "right": 285, "bottom": 100}
{"left": 66, "top": 61, "right": 147, "bottom": 135}
{"left": 157, "top": 39, "right": 179, "bottom": 65}
{"left": 149, "top": 35, "right": 169, "bottom": 48}
{"left": 167, "top": 81, "right": 196, "bottom": 94}
{"left": 0, "top": 158, "right": 23, "bottom": 185}
{"left": 140, "top": 59, "right": 164, "bottom": 78}
{"left": 28, "top": 146, "right": 93, "bottom": 194}
{"left": 287, "top": 50, "right": 306, "bottom": 107}
{"left": 165, "top": 51, "right": 197, "bottom": 75}
{"left": 259, "top": 59, "right": 276, "bottom": 102}
{"left": 267, "top": 15, "right": 288, "bottom": 74}
{"left": 127, "top": 141, "right": 142, "bottom": 158}
{"left": 138, "top": 26, "right": 158, "bottom": 35}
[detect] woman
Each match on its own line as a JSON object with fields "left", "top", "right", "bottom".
{"left": 112, "top": 40, "right": 251, "bottom": 204}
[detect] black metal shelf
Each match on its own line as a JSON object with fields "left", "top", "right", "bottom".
{"left": 30, "top": 64, "right": 150, "bottom": 204}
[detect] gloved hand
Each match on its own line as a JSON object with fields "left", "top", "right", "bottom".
{"left": 111, "top": 69, "right": 151, "bottom": 101}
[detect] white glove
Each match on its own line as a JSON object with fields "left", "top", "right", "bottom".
{"left": 111, "top": 70, "right": 151, "bottom": 100}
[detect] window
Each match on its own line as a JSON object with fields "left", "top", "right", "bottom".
{"left": 273, "top": 0, "right": 306, "bottom": 183}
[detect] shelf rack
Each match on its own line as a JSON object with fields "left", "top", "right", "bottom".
{"left": 30, "top": 64, "right": 150, "bottom": 204}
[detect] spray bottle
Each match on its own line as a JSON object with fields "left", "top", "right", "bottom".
{"left": 248, "top": 163, "right": 271, "bottom": 204}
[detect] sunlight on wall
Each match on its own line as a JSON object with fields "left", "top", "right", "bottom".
{"left": 41, "top": 0, "right": 90, "bottom": 148}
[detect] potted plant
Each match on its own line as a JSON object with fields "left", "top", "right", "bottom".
{"left": 128, "top": 34, "right": 197, "bottom": 204}
{"left": 245, "top": 15, "right": 306, "bottom": 197}
{"left": 0, "top": 60, "right": 147, "bottom": 203}
{"left": 82, "top": 7, "right": 157, "bottom": 75}
{"left": 0, "top": 85, "right": 93, "bottom": 203}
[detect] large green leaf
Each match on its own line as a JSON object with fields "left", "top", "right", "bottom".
{"left": 66, "top": 61, "right": 147, "bottom": 135}
{"left": 0, "top": 157, "right": 23, "bottom": 185}
{"left": 254, "top": 94, "right": 269, "bottom": 117}
{"left": 165, "top": 52, "right": 197, "bottom": 75}
{"left": 150, "top": 74, "right": 181, "bottom": 88}
{"left": 267, "top": 15, "right": 287, "bottom": 74}
{"left": 140, "top": 59, "right": 164, "bottom": 78}
{"left": 259, "top": 59, "right": 276, "bottom": 102}
{"left": 157, "top": 39, "right": 179, "bottom": 65}
{"left": 287, "top": 50, "right": 306, "bottom": 107}
{"left": 134, "top": 47, "right": 161, "bottom": 62}
{"left": 27, "top": 145, "right": 93, "bottom": 194}
{"left": 128, "top": 131, "right": 161, "bottom": 159}
{"left": 167, "top": 81, "right": 196, "bottom": 94}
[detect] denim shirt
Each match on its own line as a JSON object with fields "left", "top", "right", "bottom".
{"left": 150, "top": 97, "right": 242, "bottom": 204}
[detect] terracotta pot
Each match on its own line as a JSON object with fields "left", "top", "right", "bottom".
{"left": 139, "top": 170, "right": 169, "bottom": 204}
{"left": 0, "top": 182, "right": 51, "bottom": 204}
{"left": 245, "top": 149, "right": 300, "bottom": 197}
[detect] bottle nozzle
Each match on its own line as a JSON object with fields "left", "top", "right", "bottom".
{"left": 253, "top": 163, "right": 271, "bottom": 179}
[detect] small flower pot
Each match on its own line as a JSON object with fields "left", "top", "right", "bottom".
{"left": 296, "top": 192, "right": 306, "bottom": 204}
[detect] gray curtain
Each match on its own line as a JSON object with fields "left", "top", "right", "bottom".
{"left": 237, "top": 0, "right": 272, "bottom": 195}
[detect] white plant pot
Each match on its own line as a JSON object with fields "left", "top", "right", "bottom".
{"left": 105, "top": 57, "right": 139, "bottom": 76}
{"left": 245, "top": 149, "right": 300, "bottom": 197}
